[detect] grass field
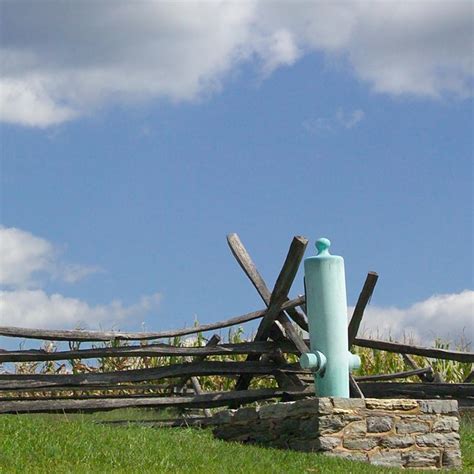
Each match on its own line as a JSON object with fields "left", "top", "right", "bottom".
{"left": 0, "top": 409, "right": 472, "bottom": 473}
{"left": 2, "top": 334, "right": 472, "bottom": 472}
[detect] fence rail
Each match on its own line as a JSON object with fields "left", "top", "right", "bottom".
{"left": 0, "top": 340, "right": 298, "bottom": 363}
{"left": 354, "top": 337, "right": 474, "bottom": 363}
{"left": 0, "top": 387, "right": 313, "bottom": 414}
{"left": 0, "top": 233, "right": 471, "bottom": 414}
{"left": 0, "top": 296, "right": 305, "bottom": 342}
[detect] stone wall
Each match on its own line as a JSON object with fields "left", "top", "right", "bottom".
{"left": 211, "top": 398, "right": 461, "bottom": 469}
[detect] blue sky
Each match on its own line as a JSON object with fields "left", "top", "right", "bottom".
{"left": 0, "top": 1, "right": 473, "bottom": 346}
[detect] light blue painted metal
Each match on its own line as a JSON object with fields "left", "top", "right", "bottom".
{"left": 300, "top": 238, "right": 361, "bottom": 397}
{"left": 300, "top": 350, "right": 327, "bottom": 372}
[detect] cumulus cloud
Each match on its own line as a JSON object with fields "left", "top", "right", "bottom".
{"left": 1, "top": 1, "right": 472, "bottom": 127}
{"left": 0, "top": 227, "right": 161, "bottom": 328}
{"left": 356, "top": 290, "right": 474, "bottom": 345}
{"left": 0, "top": 227, "right": 54, "bottom": 287}
{"left": 0, "top": 226, "right": 100, "bottom": 288}
{"left": 0, "top": 289, "right": 161, "bottom": 330}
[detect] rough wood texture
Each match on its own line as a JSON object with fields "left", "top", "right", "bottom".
{"left": 234, "top": 236, "right": 308, "bottom": 392}
{"left": 0, "top": 339, "right": 300, "bottom": 363}
{"left": 0, "top": 392, "right": 181, "bottom": 402}
{"left": 4, "top": 382, "right": 471, "bottom": 410}
{"left": 359, "top": 382, "right": 474, "bottom": 399}
{"left": 464, "top": 370, "right": 474, "bottom": 384}
{"left": 227, "top": 233, "right": 308, "bottom": 331}
{"left": 346, "top": 272, "right": 379, "bottom": 398}
{"left": 402, "top": 353, "right": 437, "bottom": 382}
{"left": 355, "top": 367, "right": 434, "bottom": 382}
{"left": 227, "top": 233, "right": 307, "bottom": 390}
{"left": 227, "top": 233, "right": 307, "bottom": 343}
{"left": 354, "top": 337, "right": 474, "bottom": 363}
{"left": 174, "top": 334, "right": 221, "bottom": 391}
{"left": 0, "top": 387, "right": 313, "bottom": 414}
{"left": 348, "top": 271, "right": 378, "bottom": 347}
{"left": 0, "top": 383, "right": 175, "bottom": 395}
{"left": 0, "top": 360, "right": 305, "bottom": 391}
{"left": 255, "top": 236, "right": 308, "bottom": 341}
{"left": 189, "top": 377, "right": 211, "bottom": 417}
{"left": 349, "top": 374, "right": 364, "bottom": 398}
{"left": 174, "top": 334, "right": 221, "bottom": 417}
{"left": 0, "top": 296, "right": 304, "bottom": 342}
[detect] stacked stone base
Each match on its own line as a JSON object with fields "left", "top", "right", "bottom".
{"left": 211, "top": 398, "right": 461, "bottom": 469}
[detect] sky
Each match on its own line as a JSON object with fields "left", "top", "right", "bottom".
{"left": 0, "top": 1, "right": 473, "bottom": 348}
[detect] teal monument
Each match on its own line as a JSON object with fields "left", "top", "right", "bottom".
{"left": 300, "top": 238, "right": 360, "bottom": 397}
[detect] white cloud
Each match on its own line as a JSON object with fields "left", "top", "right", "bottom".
{"left": 0, "top": 226, "right": 100, "bottom": 288}
{"left": 0, "top": 289, "right": 161, "bottom": 330}
{"left": 303, "top": 107, "right": 365, "bottom": 133}
{"left": 0, "top": 227, "right": 54, "bottom": 287}
{"left": 57, "top": 263, "right": 103, "bottom": 284}
{"left": 0, "top": 79, "right": 78, "bottom": 127}
{"left": 0, "top": 226, "right": 161, "bottom": 329}
{"left": 1, "top": 1, "right": 472, "bottom": 127}
{"left": 356, "top": 290, "right": 474, "bottom": 345}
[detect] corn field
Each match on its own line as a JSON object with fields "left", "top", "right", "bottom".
{"left": 4, "top": 327, "right": 471, "bottom": 400}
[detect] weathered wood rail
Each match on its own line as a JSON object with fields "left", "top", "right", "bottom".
{"left": 0, "top": 387, "right": 314, "bottom": 414}
{"left": 354, "top": 338, "right": 474, "bottom": 363}
{"left": 0, "top": 233, "right": 472, "bottom": 414}
{"left": 0, "top": 361, "right": 306, "bottom": 391}
{"left": 0, "top": 297, "right": 304, "bottom": 342}
{"left": 0, "top": 340, "right": 299, "bottom": 363}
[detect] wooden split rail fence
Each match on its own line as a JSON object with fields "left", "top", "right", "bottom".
{"left": 0, "top": 234, "right": 472, "bottom": 414}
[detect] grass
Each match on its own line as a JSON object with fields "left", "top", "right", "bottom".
{"left": 0, "top": 410, "right": 472, "bottom": 473}
{"left": 1, "top": 331, "right": 472, "bottom": 472}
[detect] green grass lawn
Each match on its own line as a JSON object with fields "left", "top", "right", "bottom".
{"left": 0, "top": 410, "right": 472, "bottom": 473}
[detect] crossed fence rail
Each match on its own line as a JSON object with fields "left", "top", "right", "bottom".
{"left": 0, "top": 234, "right": 472, "bottom": 414}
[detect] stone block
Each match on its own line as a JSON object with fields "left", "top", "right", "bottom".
{"left": 395, "top": 417, "right": 430, "bottom": 434}
{"left": 249, "top": 420, "right": 278, "bottom": 441}
{"left": 343, "top": 436, "right": 379, "bottom": 451}
{"left": 279, "top": 416, "right": 302, "bottom": 435}
{"left": 442, "top": 449, "right": 462, "bottom": 469}
{"left": 315, "top": 415, "right": 346, "bottom": 434}
{"left": 419, "top": 400, "right": 458, "bottom": 415}
{"left": 343, "top": 420, "right": 367, "bottom": 437}
{"left": 432, "top": 416, "right": 459, "bottom": 433}
{"left": 287, "top": 397, "right": 333, "bottom": 417}
{"left": 288, "top": 437, "right": 339, "bottom": 452}
{"left": 211, "top": 409, "right": 235, "bottom": 424}
{"left": 415, "top": 432, "right": 460, "bottom": 449}
{"left": 403, "top": 448, "right": 441, "bottom": 468}
{"left": 246, "top": 431, "right": 275, "bottom": 444}
{"left": 341, "top": 413, "right": 364, "bottom": 423}
{"left": 259, "top": 401, "right": 293, "bottom": 419}
{"left": 332, "top": 398, "right": 365, "bottom": 410}
{"left": 211, "top": 399, "right": 460, "bottom": 470}
{"left": 298, "top": 416, "right": 319, "bottom": 435}
{"left": 316, "top": 436, "right": 342, "bottom": 451}
{"left": 380, "top": 434, "right": 415, "bottom": 449}
{"left": 367, "top": 416, "right": 393, "bottom": 433}
{"left": 232, "top": 406, "right": 259, "bottom": 424}
{"left": 325, "top": 450, "right": 368, "bottom": 462}
{"left": 213, "top": 425, "right": 250, "bottom": 441}
{"left": 369, "top": 449, "right": 404, "bottom": 467}
{"left": 365, "top": 399, "right": 418, "bottom": 411}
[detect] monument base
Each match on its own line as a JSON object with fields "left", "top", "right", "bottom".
{"left": 211, "top": 398, "right": 461, "bottom": 469}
